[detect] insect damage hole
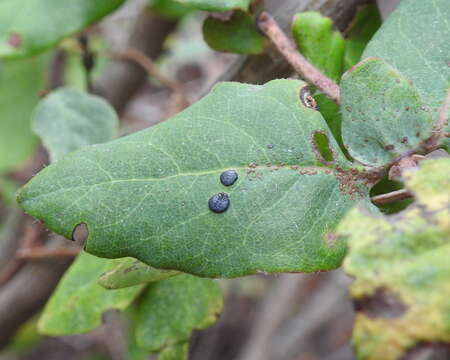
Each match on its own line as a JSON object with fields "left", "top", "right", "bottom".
{"left": 299, "top": 86, "right": 318, "bottom": 110}
{"left": 312, "top": 131, "right": 334, "bottom": 163}
{"left": 71, "top": 223, "right": 89, "bottom": 245}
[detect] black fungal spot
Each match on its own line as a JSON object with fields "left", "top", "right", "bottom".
{"left": 299, "top": 86, "right": 318, "bottom": 110}
{"left": 220, "top": 169, "right": 238, "bottom": 186}
{"left": 267, "top": 144, "right": 274, "bottom": 149}
{"left": 208, "top": 193, "right": 230, "bottom": 213}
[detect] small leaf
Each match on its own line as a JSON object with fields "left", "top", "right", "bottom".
{"left": 343, "top": 5, "right": 381, "bottom": 70}
{"left": 340, "top": 158, "right": 450, "bottom": 360}
{"left": 149, "top": 0, "right": 194, "bottom": 19}
{"left": 18, "top": 79, "right": 369, "bottom": 278}
{"left": 0, "top": 0, "right": 126, "bottom": 59}
{"left": 174, "top": 0, "right": 252, "bottom": 12}
{"left": 38, "top": 252, "right": 144, "bottom": 335}
{"left": 362, "top": 0, "right": 450, "bottom": 143}
{"left": 32, "top": 87, "right": 119, "bottom": 163}
{"left": 203, "top": 11, "right": 266, "bottom": 55}
{"left": 341, "top": 58, "right": 433, "bottom": 167}
{"left": 98, "top": 258, "right": 179, "bottom": 289}
{"left": 0, "top": 55, "right": 47, "bottom": 173}
{"left": 159, "top": 342, "right": 189, "bottom": 360}
{"left": 136, "top": 274, "right": 223, "bottom": 353}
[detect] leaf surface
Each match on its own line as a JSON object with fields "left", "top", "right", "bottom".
{"left": 339, "top": 158, "right": 450, "bottom": 360}
{"left": 32, "top": 87, "right": 119, "bottom": 162}
{"left": 341, "top": 58, "right": 433, "bottom": 167}
{"left": 18, "top": 79, "right": 368, "bottom": 277}
{"left": 38, "top": 252, "right": 144, "bottom": 335}
{"left": 0, "top": 0, "right": 126, "bottom": 59}
{"left": 362, "top": 0, "right": 450, "bottom": 142}
{"left": 99, "top": 258, "right": 179, "bottom": 289}
{"left": 0, "top": 55, "right": 47, "bottom": 173}
{"left": 136, "top": 274, "right": 223, "bottom": 352}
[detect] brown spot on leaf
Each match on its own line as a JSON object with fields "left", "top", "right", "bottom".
{"left": 401, "top": 136, "right": 409, "bottom": 144}
{"left": 7, "top": 32, "right": 22, "bottom": 48}
{"left": 299, "top": 86, "right": 318, "bottom": 110}
{"left": 354, "top": 287, "right": 407, "bottom": 319}
{"left": 384, "top": 144, "right": 395, "bottom": 151}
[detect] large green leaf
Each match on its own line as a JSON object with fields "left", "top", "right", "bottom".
{"left": 341, "top": 58, "right": 433, "bottom": 167}
{"left": 18, "top": 79, "right": 370, "bottom": 278}
{"left": 339, "top": 158, "right": 450, "bottom": 360}
{"left": 174, "top": 0, "right": 252, "bottom": 12}
{"left": 135, "top": 274, "right": 223, "bottom": 354}
{"left": 38, "top": 252, "right": 144, "bottom": 335}
{"left": 362, "top": 0, "right": 450, "bottom": 140}
{"left": 99, "top": 258, "right": 179, "bottom": 289}
{"left": 32, "top": 87, "right": 119, "bottom": 163}
{"left": 0, "top": 0, "right": 126, "bottom": 59}
{"left": 0, "top": 55, "right": 47, "bottom": 173}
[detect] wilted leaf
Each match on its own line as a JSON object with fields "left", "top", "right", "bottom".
{"left": 362, "top": 0, "right": 450, "bottom": 145}
{"left": 136, "top": 274, "right": 223, "bottom": 353}
{"left": 0, "top": 0, "right": 126, "bottom": 59}
{"left": 99, "top": 258, "right": 179, "bottom": 289}
{"left": 32, "top": 87, "right": 119, "bottom": 162}
{"left": 203, "top": 11, "right": 266, "bottom": 55}
{"left": 341, "top": 58, "right": 433, "bottom": 167}
{"left": 0, "top": 55, "right": 47, "bottom": 173}
{"left": 38, "top": 252, "right": 144, "bottom": 335}
{"left": 18, "top": 79, "right": 370, "bottom": 278}
{"left": 340, "top": 158, "right": 450, "bottom": 360}
{"left": 174, "top": 0, "right": 252, "bottom": 12}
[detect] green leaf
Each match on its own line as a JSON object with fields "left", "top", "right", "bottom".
{"left": 339, "top": 158, "right": 450, "bottom": 360}
{"left": 32, "top": 87, "right": 119, "bottom": 163}
{"left": 203, "top": 11, "right": 266, "bottom": 55}
{"left": 159, "top": 343, "right": 188, "bottom": 360}
{"left": 38, "top": 252, "right": 144, "bottom": 335}
{"left": 98, "top": 258, "right": 179, "bottom": 289}
{"left": 18, "top": 79, "right": 369, "bottom": 278}
{"left": 343, "top": 5, "right": 381, "bottom": 70}
{"left": 292, "top": 12, "right": 345, "bottom": 82}
{"left": 362, "top": 0, "right": 450, "bottom": 140}
{"left": 341, "top": 58, "right": 433, "bottom": 167}
{"left": 136, "top": 274, "right": 223, "bottom": 353}
{"left": 0, "top": 0, "right": 126, "bottom": 59}
{"left": 174, "top": 0, "right": 252, "bottom": 12}
{"left": 0, "top": 55, "right": 47, "bottom": 173}
{"left": 149, "top": 0, "right": 194, "bottom": 19}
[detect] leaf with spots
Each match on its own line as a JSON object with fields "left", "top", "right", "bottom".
{"left": 32, "top": 87, "right": 119, "bottom": 163}
{"left": 0, "top": 0, "right": 126, "bottom": 59}
{"left": 98, "top": 258, "right": 179, "bottom": 289}
{"left": 339, "top": 158, "right": 450, "bottom": 360}
{"left": 0, "top": 54, "right": 48, "bottom": 174}
{"left": 38, "top": 252, "right": 144, "bottom": 335}
{"left": 362, "top": 0, "right": 450, "bottom": 148}
{"left": 18, "top": 79, "right": 371, "bottom": 278}
{"left": 135, "top": 275, "right": 222, "bottom": 355}
{"left": 341, "top": 57, "right": 434, "bottom": 167}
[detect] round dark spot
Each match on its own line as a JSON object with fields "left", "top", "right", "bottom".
{"left": 208, "top": 193, "right": 230, "bottom": 213}
{"left": 384, "top": 144, "right": 395, "bottom": 151}
{"left": 220, "top": 170, "right": 238, "bottom": 186}
{"left": 267, "top": 144, "right": 274, "bottom": 149}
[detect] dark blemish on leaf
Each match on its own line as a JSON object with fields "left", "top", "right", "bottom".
{"left": 7, "top": 32, "right": 22, "bottom": 48}
{"left": 71, "top": 223, "right": 89, "bottom": 244}
{"left": 364, "top": 139, "right": 369, "bottom": 143}
{"left": 248, "top": 162, "right": 257, "bottom": 168}
{"left": 220, "top": 170, "right": 238, "bottom": 186}
{"left": 345, "top": 106, "right": 352, "bottom": 112}
{"left": 311, "top": 131, "right": 334, "bottom": 163}
{"left": 299, "top": 86, "right": 318, "bottom": 110}
{"left": 416, "top": 131, "right": 421, "bottom": 137}
{"left": 405, "top": 106, "right": 410, "bottom": 111}
{"left": 401, "top": 137, "right": 408, "bottom": 144}
{"left": 354, "top": 287, "right": 407, "bottom": 319}
{"left": 208, "top": 193, "right": 230, "bottom": 213}
{"left": 384, "top": 144, "right": 395, "bottom": 151}
{"left": 401, "top": 342, "right": 450, "bottom": 360}
{"left": 267, "top": 144, "right": 274, "bottom": 149}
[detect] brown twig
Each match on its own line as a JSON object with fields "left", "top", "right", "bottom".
{"left": 16, "top": 247, "right": 80, "bottom": 260}
{"left": 258, "top": 12, "right": 341, "bottom": 105}
{"left": 424, "top": 88, "right": 450, "bottom": 151}
{"left": 371, "top": 189, "right": 412, "bottom": 205}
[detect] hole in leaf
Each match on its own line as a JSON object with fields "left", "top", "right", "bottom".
{"left": 71, "top": 223, "right": 89, "bottom": 245}
{"left": 299, "top": 86, "right": 318, "bottom": 110}
{"left": 370, "top": 177, "right": 413, "bottom": 214}
{"left": 354, "top": 287, "right": 407, "bottom": 319}
{"left": 312, "top": 131, "right": 334, "bottom": 163}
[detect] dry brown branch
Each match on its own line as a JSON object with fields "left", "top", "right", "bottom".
{"left": 258, "top": 12, "right": 341, "bottom": 104}
{"left": 16, "top": 247, "right": 80, "bottom": 260}
{"left": 371, "top": 189, "right": 412, "bottom": 205}
{"left": 424, "top": 88, "right": 450, "bottom": 152}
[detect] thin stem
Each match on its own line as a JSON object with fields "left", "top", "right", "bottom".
{"left": 424, "top": 88, "right": 450, "bottom": 151}
{"left": 258, "top": 12, "right": 341, "bottom": 105}
{"left": 16, "top": 247, "right": 80, "bottom": 260}
{"left": 371, "top": 189, "right": 412, "bottom": 205}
